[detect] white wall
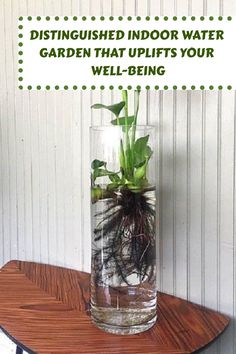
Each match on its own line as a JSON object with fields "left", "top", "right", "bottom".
{"left": 0, "top": 1, "right": 235, "bottom": 353}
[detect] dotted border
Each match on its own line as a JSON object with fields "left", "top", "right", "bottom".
{"left": 18, "top": 15, "right": 233, "bottom": 21}
{"left": 18, "top": 16, "right": 234, "bottom": 91}
{"left": 17, "top": 85, "right": 233, "bottom": 91}
{"left": 18, "top": 19, "right": 24, "bottom": 86}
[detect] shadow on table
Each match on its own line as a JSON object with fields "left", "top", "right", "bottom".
{"left": 196, "top": 317, "right": 234, "bottom": 354}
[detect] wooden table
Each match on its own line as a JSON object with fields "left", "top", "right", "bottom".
{"left": 0, "top": 261, "right": 229, "bottom": 354}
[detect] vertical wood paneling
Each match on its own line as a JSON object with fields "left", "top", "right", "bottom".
{"left": 71, "top": 91, "right": 83, "bottom": 270}
{"left": 233, "top": 91, "right": 236, "bottom": 354}
{"left": 218, "top": 92, "right": 235, "bottom": 354}
{"left": 148, "top": 91, "right": 160, "bottom": 287}
{"left": 63, "top": 93, "right": 74, "bottom": 267}
{"left": 30, "top": 92, "right": 41, "bottom": 262}
{"left": 123, "top": 0, "right": 135, "bottom": 15}
{"left": 223, "top": 0, "right": 236, "bottom": 15}
{"left": 207, "top": 0, "right": 220, "bottom": 14}
{"left": 81, "top": 91, "right": 92, "bottom": 271}
{"left": 188, "top": 91, "right": 202, "bottom": 303}
{"left": 176, "top": 0, "right": 189, "bottom": 15}
{"left": 0, "top": 1, "right": 236, "bottom": 353}
{"left": 174, "top": 91, "right": 188, "bottom": 298}
{"left": 136, "top": 0, "right": 148, "bottom": 15}
{"left": 149, "top": 0, "right": 161, "bottom": 15}
{"left": 45, "top": 93, "right": 57, "bottom": 265}
{"left": 0, "top": 92, "right": 4, "bottom": 264}
{"left": 202, "top": 91, "right": 219, "bottom": 354}
{"left": 161, "top": 91, "right": 174, "bottom": 294}
{"left": 1, "top": 1, "right": 11, "bottom": 264}
{"left": 162, "top": 0, "right": 176, "bottom": 15}
{"left": 191, "top": 0, "right": 204, "bottom": 15}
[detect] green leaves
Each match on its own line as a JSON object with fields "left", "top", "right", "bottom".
{"left": 91, "top": 160, "right": 121, "bottom": 184}
{"left": 111, "top": 116, "right": 134, "bottom": 126}
{"left": 134, "top": 161, "right": 147, "bottom": 180}
{"left": 91, "top": 101, "right": 125, "bottom": 117}
{"left": 91, "top": 159, "right": 106, "bottom": 169}
{"left": 133, "top": 135, "right": 153, "bottom": 167}
{"left": 91, "top": 90, "right": 154, "bottom": 200}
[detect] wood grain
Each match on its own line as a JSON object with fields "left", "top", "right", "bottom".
{"left": 0, "top": 261, "right": 229, "bottom": 354}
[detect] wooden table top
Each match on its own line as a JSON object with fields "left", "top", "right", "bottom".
{"left": 0, "top": 261, "right": 229, "bottom": 354}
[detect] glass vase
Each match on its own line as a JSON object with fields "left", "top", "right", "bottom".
{"left": 90, "top": 125, "right": 157, "bottom": 335}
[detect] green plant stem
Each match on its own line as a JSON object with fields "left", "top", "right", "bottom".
{"left": 131, "top": 90, "right": 140, "bottom": 148}
{"left": 130, "top": 90, "right": 140, "bottom": 174}
{"left": 122, "top": 90, "right": 131, "bottom": 179}
{"left": 119, "top": 138, "right": 126, "bottom": 176}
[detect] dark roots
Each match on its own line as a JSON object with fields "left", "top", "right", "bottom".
{"left": 92, "top": 187, "right": 156, "bottom": 286}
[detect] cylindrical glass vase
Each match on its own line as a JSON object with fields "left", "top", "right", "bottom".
{"left": 90, "top": 125, "right": 157, "bottom": 335}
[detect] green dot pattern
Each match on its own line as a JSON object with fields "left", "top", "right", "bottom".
{"left": 18, "top": 84, "right": 234, "bottom": 92}
{"left": 19, "top": 15, "right": 236, "bottom": 23}
{"left": 18, "top": 18, "right": 24, "bottom": 87}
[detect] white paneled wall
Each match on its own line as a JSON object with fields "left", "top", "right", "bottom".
{"left": 0, "top": 1, "right": 235, "bottom": 353}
